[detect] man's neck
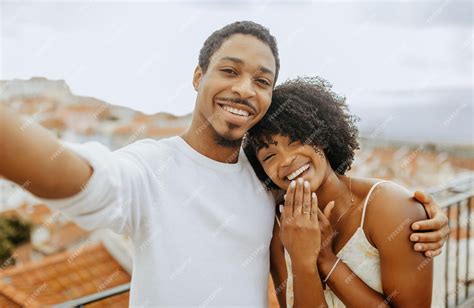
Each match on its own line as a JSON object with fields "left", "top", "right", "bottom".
{"left": 181, "top": 119, "right": 242, "bottom": 164}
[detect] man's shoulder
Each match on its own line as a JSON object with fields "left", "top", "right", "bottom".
{"left": 114, "top": 137, "right": 180, "bottom": 165}
{"left": 117, "top": 137, "right": 177, "bottom": 153}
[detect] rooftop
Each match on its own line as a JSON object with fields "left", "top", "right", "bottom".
{"left": 0, "top": 242, "right": 130, "bottom": 307}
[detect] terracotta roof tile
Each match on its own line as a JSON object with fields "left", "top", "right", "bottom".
{"left": 11, "top": 243, "right": 33, "bottom": 266}
{"left": 1, "top": 203, "right": 53, "bottom": 225}
{"left": 0, "top": 294, "right": 21, "bottom": 307}
{"left": 36, "top": 221, "right": 91, "bottom": 255}
{"left": 2, "top": 204, "right": 92, "bottom": 262}
{"left": 0, "top": 242, "right": 130, "bottom": 307}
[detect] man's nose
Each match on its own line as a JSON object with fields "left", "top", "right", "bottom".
{"left": 231, "top": 77, "right": 256, "bottom": 99}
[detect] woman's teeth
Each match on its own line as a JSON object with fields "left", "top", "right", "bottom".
{"left": 222, "top": 105, "right": 250, "bottom": 117}
{"left": 287, "top": 164, "right": 310, "bottom": 181}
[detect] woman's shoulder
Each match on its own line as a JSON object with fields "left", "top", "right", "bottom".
{"left": 353, "top": 177, "right": 418, "bottom": 210}
{"left": 364, "top": 179, "right": 421, "bottom": 213}
{"left": 360, "top": 179, "right": 428, "bottom": 247}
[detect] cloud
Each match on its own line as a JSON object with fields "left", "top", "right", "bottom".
{"left": 353, "top": 0, "right": 472, "bottom": 28}
{"left": 1, "top": 1, "right": 471, "bottom": 115}
{"left": 351, "top": 87, "right": 473, "bottom": 144}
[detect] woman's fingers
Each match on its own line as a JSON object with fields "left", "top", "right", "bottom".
{"left": 281, "top": 202, "right": 293, "bottom": 225}
{"left": 317, "top": 208, "right": 327, "bottom": 224}
{"left": 302, "top": 181, "right": 311, "bottom": 216}
{"left": 310, "top": 192, "right": 318, "bottom": 221}
{"left": 284, "top": 180, "right": 296, "bottom": 214}
{"left": 293, "top": 178, "right": 304, "bottom": 215}
{"left": 323, "top": 201, "right": 335, "bottom": 219}
{"left": 316, "top": 201, "right": 334, "bottom": 228}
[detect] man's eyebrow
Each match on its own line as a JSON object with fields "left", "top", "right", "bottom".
{"left": 220, "top": 56, "right": 274, "bottom": 77}
{"left": 257, "top": 66, "right": 274, "bottom": 77}
{"left": 220, "top": 56, "right": 243, "bottom": 64}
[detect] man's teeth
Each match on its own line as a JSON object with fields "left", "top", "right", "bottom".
{"left": 287, "top": 164, "right": 310, "bottom": 181}
{"left": 222, "top": 105, "right": 250, "bottom": 117}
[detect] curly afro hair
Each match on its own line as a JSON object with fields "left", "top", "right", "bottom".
{"left": 243, "top": 76, "right": 360, "bottom": 190}
{"left": 198, "top": 21, "right": 280, "bottom": 84}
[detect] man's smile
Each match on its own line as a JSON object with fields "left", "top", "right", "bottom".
{"left": 215, "top": 98, "right": 256, "bottom": 126}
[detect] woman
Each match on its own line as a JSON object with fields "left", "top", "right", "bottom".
{"left": 243, "top": 77, "right": 433, "bottom": 307}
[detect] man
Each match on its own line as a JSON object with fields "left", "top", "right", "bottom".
{"left": 0, "top": 21, "right": 448, "bottom": 307}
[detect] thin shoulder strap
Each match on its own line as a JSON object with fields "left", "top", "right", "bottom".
{"left": 360, "top": 181, "right": 390, "bottom": 228}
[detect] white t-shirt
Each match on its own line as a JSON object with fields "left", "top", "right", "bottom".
{"left": 40, "top": 136, "right": 276, "bottom": 307}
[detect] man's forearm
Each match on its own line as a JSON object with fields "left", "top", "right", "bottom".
{"left": 0, "top": 104, "right": 92, "bottom": 198}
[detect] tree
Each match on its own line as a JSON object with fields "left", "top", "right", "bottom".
{"left": 0, "top": 216, "right": 32, "bottom": 266}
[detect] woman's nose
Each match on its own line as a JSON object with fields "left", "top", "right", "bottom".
{"left": 281, "top": 154, "right": 296, "bottom": 167}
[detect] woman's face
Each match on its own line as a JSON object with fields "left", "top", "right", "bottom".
{"left": 256, "top": 134, "right": 330, "bottom": 191}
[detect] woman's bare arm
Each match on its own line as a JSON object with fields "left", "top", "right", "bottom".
{"left": 269, "top": 217, "right": 288, "bottom": 308}
{"left": 318, "top": 183, "right": 433, "bottom": 307}
{"left": 319, "top": 255, "right": 390, "bottom": 307}
{"left": 371, "top": 184, "right": 433, "bottom": 307}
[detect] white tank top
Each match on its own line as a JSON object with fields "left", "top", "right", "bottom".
{"left": 277, "top": 181, "right": 388, "bottom": 307}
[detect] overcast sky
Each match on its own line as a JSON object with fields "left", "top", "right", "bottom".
{"left": 1, "top": 0, "right": 472, "bottom": 118}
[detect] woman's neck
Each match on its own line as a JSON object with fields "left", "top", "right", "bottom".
{"left": 316, "top": 173, "right": 354, "bottom": 223}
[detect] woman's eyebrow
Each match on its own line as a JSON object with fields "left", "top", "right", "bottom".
{"left": 260, "top": 141, "right": 277, "bottom": 152}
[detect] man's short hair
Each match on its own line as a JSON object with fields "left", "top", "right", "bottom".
{"left": 198, "top": 21, "right": 280, "bottom": 84}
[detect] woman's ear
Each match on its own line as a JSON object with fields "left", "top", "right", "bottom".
{"left": 192, "top": 65, "right": 202, "bottom": 91}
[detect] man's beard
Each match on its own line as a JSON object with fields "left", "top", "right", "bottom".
{"left": 213, "top": 123, "right": 243, "bottom": 148}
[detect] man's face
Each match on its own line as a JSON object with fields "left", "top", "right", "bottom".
{"left": 193, "top": 34, "right": 276, "bottom": 143}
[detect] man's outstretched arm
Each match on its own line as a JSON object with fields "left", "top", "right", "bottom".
{"left": 0, "top": 103, "right": 92, "bottom": 199}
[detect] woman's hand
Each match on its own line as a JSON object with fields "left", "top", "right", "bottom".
{"left": 316, "top": 201, "right": 336, "bottom": 267}
{"left": 280, "top": 178, "right": 321, "bottom": 271}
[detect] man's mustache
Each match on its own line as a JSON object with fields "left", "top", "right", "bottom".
{"left": 219, "top": 97, "right": 257, "bottom": 114}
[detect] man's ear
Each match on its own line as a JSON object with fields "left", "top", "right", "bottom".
{"left": 192, "top": 65, "right": 202, "bottom": 91}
